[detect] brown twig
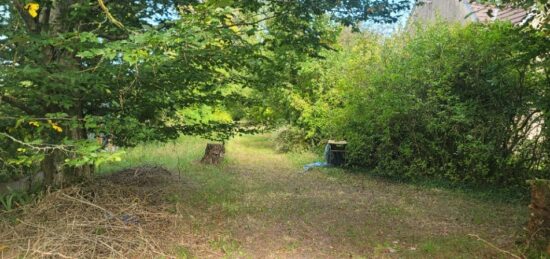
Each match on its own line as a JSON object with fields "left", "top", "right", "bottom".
{"left": 30, "top": 249, "right": 77, "bottom": 259}
{"left": 59, "top": 193, "right": 125, "bottom": 225}
{"left": 0, "top": 132, "right": 73, "bottom": 152}
{"left": 468, "top": 234, "right": 523, "bottom": 259}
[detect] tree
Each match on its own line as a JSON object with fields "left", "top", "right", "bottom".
{"left": 0, "top": 0, "right": 412, "bottom": 187}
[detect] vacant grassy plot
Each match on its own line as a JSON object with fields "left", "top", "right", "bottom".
{"left": 1, "top": 134, "right": 530, "bottom": 258}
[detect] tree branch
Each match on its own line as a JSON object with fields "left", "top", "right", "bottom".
{"left": 0, "top": 132, "right": 72, "bottom": 152}
{"left": 0, "top": 94, "right": 37, "bottom": 115}
{"left": 217, "top": 13, "right": 281, "bottom": 29}
{"left": 97, "top": 33, "right": 129, "bottom": 41}
{"left": 11, "top": 0, "right": 40, "bottom": 33}
{"left": 97, "top": 0, "right": 124, "bottom": 29}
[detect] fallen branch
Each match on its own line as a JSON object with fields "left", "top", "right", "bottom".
{"left": 468, "top": 234, "right": 522, "bottom": 259}
{"left": 30, "top": 249, "right": 77, "bottom": 259}
{"left": 59, "top": 193, "right": 126, "bottom": 225}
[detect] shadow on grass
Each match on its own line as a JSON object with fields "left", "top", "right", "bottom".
{"left": 240, "top": 134, "right": 530, "bottom": 204}
{"left": 320, "top": 166, "right": 529, "bottom": 205}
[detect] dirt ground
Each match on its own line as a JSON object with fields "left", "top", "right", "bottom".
{"left": 0, "top": 135, "right": 529, "bottom": 258}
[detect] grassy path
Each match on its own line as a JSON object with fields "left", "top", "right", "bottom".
{"left": 2, "top": 135, "right": 527, "bottom": 258}
{"left": 108, "top": 134, "right": 527, "bottom": 258}
{"left": 216, "top": 136, "right": 526, "bottom": 258}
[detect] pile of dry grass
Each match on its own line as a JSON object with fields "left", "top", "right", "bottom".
{"left": 0, "top": 166, "right": 190, "bottom": 258}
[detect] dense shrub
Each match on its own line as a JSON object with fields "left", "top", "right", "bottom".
{"left": 305, "top": 22, "right": 549, "bottom": 186}
{"left": 272, "top": 126, "right": 310, "bottom": 153}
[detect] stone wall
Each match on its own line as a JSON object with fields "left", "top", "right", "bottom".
{"left": 0, "top": 172, "right": 43, "bottom": 194}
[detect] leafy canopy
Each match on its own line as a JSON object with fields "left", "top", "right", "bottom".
{"left": 0, "top": 0, "right": 411, "bottom": 179}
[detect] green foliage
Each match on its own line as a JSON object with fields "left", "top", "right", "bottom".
{"left": 174, "top": 245, "right": 194, "bottom": 259}
{"left": 294, "top": 22, "right": 549, "bottom": 187}
{"left": 0, "top": 189, "right": 35, "bottom": 211}
{"left": 478, "top": 0, "right": 549, "bottom": 34}
{"left": 0, "top": 192, "right": 16, "bottom": 211}
{"left": 272, "top": 126, "right": 309, "bottom": 153}
{"left": 0, "top": 0, "right": 410, "bottom": 184}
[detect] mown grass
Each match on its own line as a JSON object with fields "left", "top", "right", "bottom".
{"left": 99, "top": 137, "right": 242, "bottom": 209}
{"left": 95, "top": 134, "right": 537, "bottom": 258}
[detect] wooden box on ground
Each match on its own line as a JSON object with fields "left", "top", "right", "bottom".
{"left": 325, "top": 140, "right": 347, "bottom": 166}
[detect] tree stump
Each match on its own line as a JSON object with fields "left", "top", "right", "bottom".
{"left": 527, "top": 179, "right": 550, "bottom": 254}
{"left": 201, "top": 143, "right": 225, "bottom": 165}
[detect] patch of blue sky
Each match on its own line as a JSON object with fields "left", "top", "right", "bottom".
{"left": 361, "top": 0, "right": 415, "bottom": 35}
{"left": 142, "top": 3, "right": 179, "bottom": 26}
{"left": 143, "top": 1, "right": 415, "bottom": 34}
{"left": 1, "top": 4, "right": 9, "bottom": 40}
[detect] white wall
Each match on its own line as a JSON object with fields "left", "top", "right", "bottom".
{"left": 410, "top": 0, "right": 477, "bottom": 24}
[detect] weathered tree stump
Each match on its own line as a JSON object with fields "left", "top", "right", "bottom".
{"left": 201, "top": 143, "right": 225, "bottom": 165}
{"left": 527, "top": 179, "right": 550, "bottom": 254}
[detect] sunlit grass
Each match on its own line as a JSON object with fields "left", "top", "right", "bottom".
{"left": 99, "top": 136, "right": 242, "bottom": 211}
{"left": 95, "top": 134, "right": 529, "bottom": 258}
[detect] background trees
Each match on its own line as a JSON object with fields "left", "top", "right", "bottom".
{"left": 0, "top": 0, "right": 411, "bottom": 186}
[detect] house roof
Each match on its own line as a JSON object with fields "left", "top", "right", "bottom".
{"left": 408, "top": 0, "right": 531, "bottom": 27}
{"left": 469, "top": 2, "right": 529, "bottom": 25}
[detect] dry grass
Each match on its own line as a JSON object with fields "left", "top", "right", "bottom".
{"left": 0, "top": 166, "right": 223, "bottom": 258}
{"left": 0, "top": 135, "right": 532, "bottom": 258}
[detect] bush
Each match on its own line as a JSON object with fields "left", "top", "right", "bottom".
{"left": 307, "top": 22, "right": 549, "bottom": 187}
{"left": 272, "top": 126, "right": 310, "bottom": 153}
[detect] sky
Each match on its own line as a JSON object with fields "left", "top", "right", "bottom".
{"left": 0, "top": 1, "right": 417, "bottom": 39}
{"left": 144, "top": 1, "right": 418, "bottom": 34}
{"left": 361, "top": 0, "right": 416, "bottom": 35}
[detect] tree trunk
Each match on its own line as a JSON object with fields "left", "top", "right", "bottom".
{"left": 201, "top": 143, "right": 225, "bottom": 165}
{"left": 13, "top": 0, "right": 93, "bottom": 189}
{"left": 41, "top": 150, "right": 93, "bottom": 188}
{"left": 41, "top": 150, "right": 63, "bottom": 188}
{"left": 527, "top": 179, "right": 550, "bottom": 255}
{"left": 41, "top": 124, "right": 93, "bottom": 188}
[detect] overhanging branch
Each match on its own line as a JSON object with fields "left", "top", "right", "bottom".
{"left": 0, "top": 132, "right": 72, "bottom": 152}
{"left": 11, "top": 0, "right": 40, "bottom": 33}
{"left": 97, "top": 0, "right": 125, "bottom": 29}
{"left": 0, "top": 94, "right": 37, "bottom": 115}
